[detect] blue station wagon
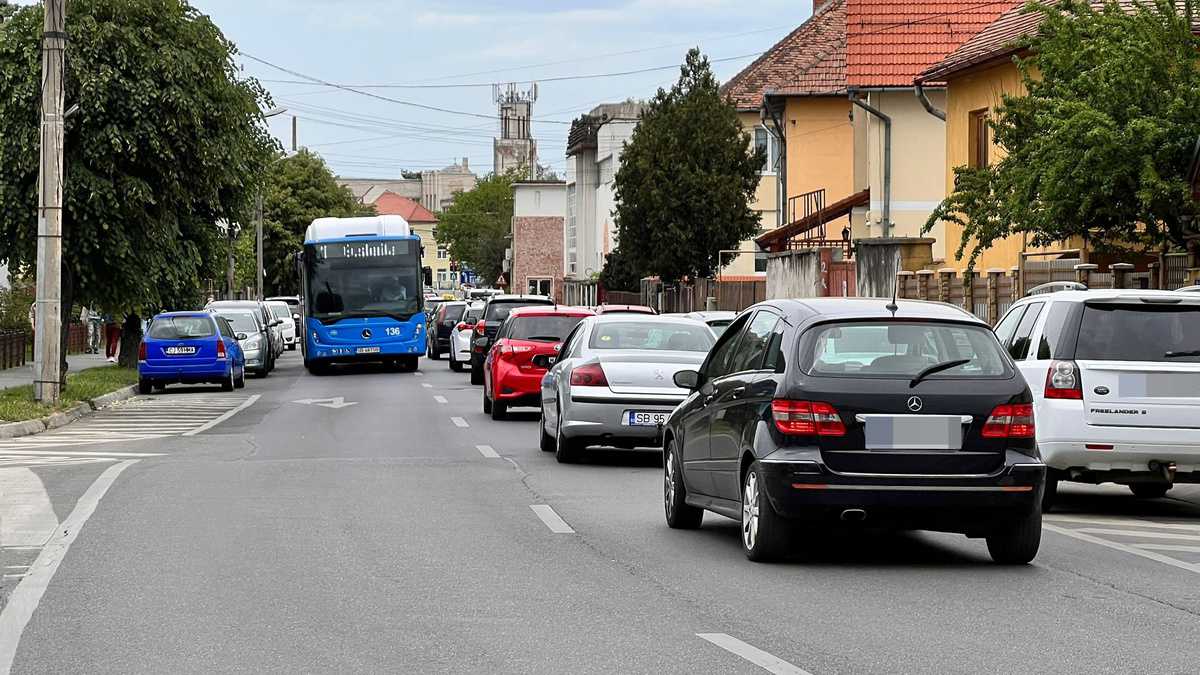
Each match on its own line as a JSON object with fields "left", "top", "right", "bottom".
{"left": 138, "top": 312, "right": 246, "bottom": 393}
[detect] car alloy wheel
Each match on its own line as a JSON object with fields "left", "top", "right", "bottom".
{"left": 742, "top": 471, "right": 760, "bottom": 551}
{"left": 663, "top": 443, "right": 703, "bottom": 529}
{"left": 741, "top": 463, "right": 785, "bottom": 561}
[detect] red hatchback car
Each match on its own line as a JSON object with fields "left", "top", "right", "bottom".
{"left": 483, "top": 306, "right": 594, "bottom": 420}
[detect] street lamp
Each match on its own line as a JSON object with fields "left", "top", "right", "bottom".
{"left": 254, "top": 106, "right": 294, "bottom": 300}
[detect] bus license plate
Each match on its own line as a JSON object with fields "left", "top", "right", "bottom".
{"left": 164, "top": 346, "right": 197, "bottom": 355}
{"left": 626, "top": 411, "right": 668, "bottom": 427}
{"left": 356, "top": 347, "right": 381, "bottom": 354}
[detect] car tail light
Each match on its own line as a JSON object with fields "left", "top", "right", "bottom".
{"left": 570, "top": 363, "right": 608, "bottom": 387}
{"left": 455, "top": 322, "right": 469, "bottom": 332}
{"left": 982, "top": 403, "right": 1035, "bottom": 438}
{"left": 499, "top": 343, "right": 533, "bottom": 356}
{"left": 771, "top": 400, "right": 845, "bottom": 436}
{"left": 216, "top": 340, "right": 227, "bottom": 360}
{"left": 474, "top": 321, "right": 486, "bottom": 336}
{"left": 138, "top": 341, "right": 147, "bottom": 361}
{"left": 1044, "top": 360, "right": 1082, "bottom": 400}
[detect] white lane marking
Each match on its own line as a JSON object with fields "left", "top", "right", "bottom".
{"left": 0, "top": 459, "right": 139, "bottom": 673}
{"left": 476, "top": 445, "right": 500, "bottom": 458}
{"left": 1077, "top": 528, "right": 1200, "bottom": 542}
{"left": 0, "top": 575, "right": 23, "bottom": 580}
{"left": 183, "top": 394, "right": 260, "bottom": 436}
{"left": 1046, "top": 515, "right": 1200, "bottom": 532}
{"left": 415, "top": 372, "right": 424, "bottom": 377}
{"left": 451, "top": 417, "right": 469, "bottom": 428}
{"left": 0, "top": 450, "right": 161, "bottom": 458}
{"left": 696, "top": 633, "right": 812, "bottom": 675}
{"left": 1044, "top": 524, "right": 1200, "bottom": 575}
{"left": 529, "top": 505, "right": 574, "bottom": 534}
{"left": 0, "top": 469, "right": 58, "bottom": 547}
{"left": 3, "top": 567, "right": 27, "bottom": 571}
{"left": 1133, "top": 543, "right": 1200, "bottom": 554}
{"left": 433, "top": 395, "right": 448, "bottom": 404}
{"left": 421, "top": 383, "right": 432, "bottom": 389}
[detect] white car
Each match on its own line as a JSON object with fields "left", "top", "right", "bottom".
{"left": 449, "top": 302, "right": 484, "bottom": 372}
{"left": 996, "top": 288, "right": 1200, "bottom": 508}
{"left": 265, "top": 300, "right": 297, "bottom": 350}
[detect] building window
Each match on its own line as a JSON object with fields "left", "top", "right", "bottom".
{"left": 969, "top": 109, "right": 990, "bottom": 169}
{"left": 565, "top": 184, "right": 577, "bottom": 276}
{"left": 436, "top": 270, "right": 456, "bottom": 289}
{"left": 754, "top": 252, "right": 768, "bottom": 273}
{"left": 527, "top": 277, "right": 553, "bottom": 297}
{"left": 755, "top": 126, "right": 780, "bottom": 174}
{"left": 437, "top": 246, "right": 449, "bottom": 260}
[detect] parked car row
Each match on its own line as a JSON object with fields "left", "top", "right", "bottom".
{"left": 137, "top": 300, "right": 294, "bottom": 394}
{"left": 438, "top": 287, "right": 1200, "bottom": 565}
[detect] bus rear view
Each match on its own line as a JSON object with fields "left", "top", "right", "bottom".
{"left": 299, "top": 215, "right": 428, "bottom": 374}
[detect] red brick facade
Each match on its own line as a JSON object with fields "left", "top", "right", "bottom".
{"left": 512, "top": 216, "right": 564, "bottom": 300}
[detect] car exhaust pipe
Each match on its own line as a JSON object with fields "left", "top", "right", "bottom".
{"left": 840, "top": 508, "right": 867, "bottom": 523}
{"left": 1149, "top": 460, "right": 1177, "bottom": 483}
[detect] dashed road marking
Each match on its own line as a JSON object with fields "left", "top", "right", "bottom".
{"left": 529, "top": 505, "right": 574, "bottom": 534}
{"left": 451, "top": 416, "right": 469, "bottom": 428}
{"left": 1045, "top": 524, "right": 1200, "bottom": 575}
{"left": 421, "top": 383, "right": 432, "bottom": 388}
{"left": 433, "top": 395, "right": 447, "bottom": 404}
{"left": 696, "top": 633, "right": 812, "bottom": 675}
{"left": 476, "top": 445, "right": 500, "bottom": 458}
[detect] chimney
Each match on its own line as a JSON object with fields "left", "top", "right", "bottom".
{"left": 462, "top": 157, "right": 469, "bottom": 171}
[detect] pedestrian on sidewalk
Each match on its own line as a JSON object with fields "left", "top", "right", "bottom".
{"left": 103, "top": 313, "right": 121, "bottom": 362}
{"left": 81, "top": 306, "right": 102, "bottom": 354}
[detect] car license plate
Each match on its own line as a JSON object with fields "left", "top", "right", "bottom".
{"left": 861, "top": 415, "right": 963, "bottom": 451}
{"left": 164, "top": 346, "right": 196, "bottom": 355}
{"left": 356, "top": 346, "right": 381, "bottom": 354}
{"left": 626, "top": 410, "right": 669, "bottom": 426}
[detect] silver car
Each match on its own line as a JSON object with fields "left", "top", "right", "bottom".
{"left": 538, "top": 314, "right": 715, "bottom": 463}
{"left": 677, "top": 310, "right": 737, "bottom": 337}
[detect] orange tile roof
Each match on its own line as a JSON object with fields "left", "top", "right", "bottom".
{"left": 374, "top": 191, "right": 438, "bottom": 223}
{"left": 847, "top": 1, "right": 1016, "bottom": 87}
{"left": 721, "top": 0, "right": 848, "bottom": 110}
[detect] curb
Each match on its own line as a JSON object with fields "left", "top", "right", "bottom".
{"left": 0, "top": 384, "right": 139, "bottom": 441}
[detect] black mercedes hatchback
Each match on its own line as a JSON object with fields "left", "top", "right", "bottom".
{"left": 663, "top": 298, "right": 1046, "bottom": 564}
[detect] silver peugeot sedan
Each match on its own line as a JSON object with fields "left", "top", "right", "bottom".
{"left": 537, "top": 314, "right": 715, "bottom": 463}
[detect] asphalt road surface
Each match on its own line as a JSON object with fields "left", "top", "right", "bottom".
{"left": 2, "top": 351, "right": 1199, "bottom": 674}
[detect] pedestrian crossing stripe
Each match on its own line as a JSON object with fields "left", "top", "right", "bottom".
{"left": 1045, "top": 514, "right": 1200, "bottom": 575}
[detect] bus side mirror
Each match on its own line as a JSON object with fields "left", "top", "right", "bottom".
{"left": 423, "top": 266, "right": 433, "bottom": 286}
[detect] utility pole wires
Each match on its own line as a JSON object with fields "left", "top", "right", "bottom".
{"left": 34, "top": 0, "right": 66, "bottom": 403}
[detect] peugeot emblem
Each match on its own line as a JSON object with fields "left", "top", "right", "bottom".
{"left": 907, "top": 396, "right": 924, "bottom": 412}
{"left": 361, "top": 328, "right": 372, "bottom": 339}
{"left": 654, "top": 369, "right": 665, "bottom": 381}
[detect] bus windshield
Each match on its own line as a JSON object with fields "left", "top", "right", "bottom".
{"left": 304, "top": 239, "right": 422, "bottom": 323}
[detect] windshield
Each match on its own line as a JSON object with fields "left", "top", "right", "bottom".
{"left": 506, "top": 315, "right": 587, "bottom": 342}
{"left": 215, "top": 312, "right": 260, "bottom": 334}
{"left": 147, "top": 316, "right": 214, "bottom": 340}
{"left": 305, "top": 239, "right": 422, "bottom": 322}
{"left": 1077, "top": 304, "right": 1200, "bottom": 363}
{"left": 589, "top": 321, "right": 715, "bottom": 352}
{"left": 806, "top": 321, "right": 1010, "bottom": 378}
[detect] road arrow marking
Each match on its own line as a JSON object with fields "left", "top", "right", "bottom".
{"left": 292, "top": 397, "right": 358, "bottom": 409}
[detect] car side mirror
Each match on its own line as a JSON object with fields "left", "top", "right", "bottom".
{"left": 673, "top": 369, "right": 700, "bottom": 390}
{"left": 531, "top": 354, "right": 557, "bottom": 369}
{"left": 292, "top": 313, "right": 300, "bottom": 320}
{"left": 236, "top": 332, "right": 248, "bottom": 340}
{"left": 271, "top": 319, "right": 283, "bottom": 327}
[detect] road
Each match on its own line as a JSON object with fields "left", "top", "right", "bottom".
{"left": 1, "top": 351, "right": 1199, "bottom": 674}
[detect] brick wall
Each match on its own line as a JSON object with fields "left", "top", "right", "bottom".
{"left": 512, "top": 216, "right": 564, "bottom": 300}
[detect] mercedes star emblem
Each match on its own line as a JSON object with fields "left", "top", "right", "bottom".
{"left": 907, "top": 396, "right": 924, "bottom": 413}
{"left": 361, "top": 328, "right": 372, "bottom": 339}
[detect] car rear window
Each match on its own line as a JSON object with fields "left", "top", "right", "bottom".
{"left": 216, "top": 312, "right": 260, "bottom": 334}
{"left": 442, "top": 304, "right": 466, "bottom": 322}
{"left": 708, "top": 319, "right": 733, "bottom": 337}
{"left": 147, "top": 316, "right": 215, "bottom": 340}
{"left": 806, "top": 321, "right": 1010, "bottom": 378}
{"left": 589, "top": 322, "right": 715, "bottom": 352}
{"left": 506, "top": 315, "right": 587, "bottom": 342}
{"left": 1076, "top": 303, "right": 1200, "bottom": 363}
{"left": 485, "top": 300, "right": 552, "bottom": 322}
{"left": 464, "top": 306, "right": 483, "bottom": 322}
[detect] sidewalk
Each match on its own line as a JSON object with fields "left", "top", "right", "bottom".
{"left": 0, "top": 353, "right": 112, "bottom": 391}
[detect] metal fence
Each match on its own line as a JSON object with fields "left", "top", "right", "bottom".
{"left": 640, "top": 278, "right": 766, "bottom": 314}
{"left": 0, "top": 331, "right": 29, "bottom": 370}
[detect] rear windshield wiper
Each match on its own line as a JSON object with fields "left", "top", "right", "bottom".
{"left": 909, "top": 359, "right": 972, "bottom": 388}
{"left": 318, "top": 309, "right": 411, "bottom": 325}
{"left": 1165, "top": 350, "right": 1200, "bottom": 358}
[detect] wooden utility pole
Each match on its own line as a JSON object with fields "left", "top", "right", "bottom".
{"left": 34, "top": 0, "right": 67, "bottom": 403}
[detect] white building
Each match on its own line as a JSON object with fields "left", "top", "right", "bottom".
{"left": 563, "top": 102, "right": 644, "bottom": 281}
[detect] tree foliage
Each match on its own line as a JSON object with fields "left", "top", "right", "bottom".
{"left": 0, "top": 0, "right": 279, "bottom": 316}
{"left": 611, "top": 48, "right": 764, "bottom": 283}
{"left": 435, "top": 171, "right": 517, "bottom": 286}
{"left": 252, "top": 150, "right": 373, "bottom": 296}
{"left": 599, "top": 248, "right": 642, "bottom": 292}
{"left": 927, "top": 0, "right": 1200, "bottom": 265}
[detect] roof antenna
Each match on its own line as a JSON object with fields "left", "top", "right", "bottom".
{"left": 886, "top": 277, "right": 899, "bottom": 313}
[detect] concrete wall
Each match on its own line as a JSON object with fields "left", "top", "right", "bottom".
{"left": 766, "top": 250, "right": 822, "bottom": 299}
{"left": 856, "top": 90, "right": 949, "bottom": 261}
{"left": 565, "top": 150, "right": 600, "bottom": 279}
{"left": 514, "top": 182, "right": 566, "bottom": 217}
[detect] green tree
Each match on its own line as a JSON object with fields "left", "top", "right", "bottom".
{"left": 436, "top": 171, "right": 517, "bottom": 286}
{"left": 599, "top": 248, "right": 642, "bottom": 292}
{"left": 927, "top": 0, "right": 1200, "bottom": 266}
{"left": 0, "top": 0, "right": 278, "bottom": 371}
{"left": 612, "top": 48, "right": 764, "bottom": 283}
{"left": 256, "top": 150, "right": 374, "bottom": 296}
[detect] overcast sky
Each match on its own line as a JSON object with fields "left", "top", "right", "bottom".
{"left": 187, "top": 0, "right": 808, "bottom": 179}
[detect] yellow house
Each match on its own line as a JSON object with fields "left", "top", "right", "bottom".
{"left": 724, "top": 0, "right": 1011, "bottom": 266}
{"left": 373, "top": 191, "right": 455, "bottom": 293}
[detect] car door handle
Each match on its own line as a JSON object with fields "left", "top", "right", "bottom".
{"left": 702, "top": 394, "right": 716, "bottom": 406}
{"left": 729, "top": 386, "right": 746, "bottom": 400}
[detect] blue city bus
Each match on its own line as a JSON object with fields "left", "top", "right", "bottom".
{"left": 298, "top": 215, "right": 430, "bottom": 374}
